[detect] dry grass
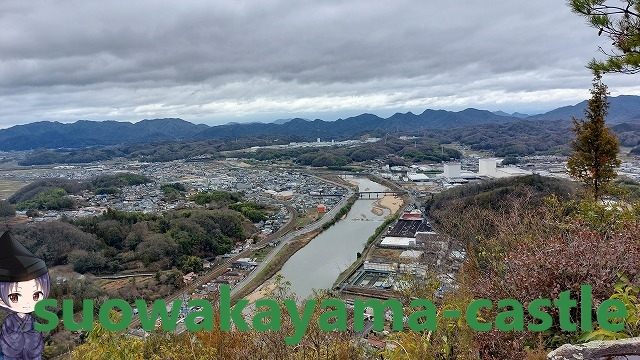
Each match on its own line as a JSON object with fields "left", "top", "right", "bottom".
{"left": 369, "top": 248, "right": 402, "bottom": 261}
{"left": 0, "top": 179, "right": 28, "bottom": 200}
{"left": 100, "top": 275, "right": 156, "bottom": 292}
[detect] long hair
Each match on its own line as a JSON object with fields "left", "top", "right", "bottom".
{"left": 0, "top": 272, "right": 50, "bottom": 312}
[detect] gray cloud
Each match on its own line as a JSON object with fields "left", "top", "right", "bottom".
{"left": 0, "top": 0, "right": 633, "bottom": 128}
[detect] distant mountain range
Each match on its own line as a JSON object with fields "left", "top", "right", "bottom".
{"left": 271, "top": 118, "right": 301, "bottom": 125}
{"left": 3, "top": 95, "right": 640, "bottom": 151}
{"left": 492, "top": 111, "right": 530, "bottom": 118}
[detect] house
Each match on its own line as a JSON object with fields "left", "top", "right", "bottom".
{"left": 183, "top": 272, "right": 198, "bottom": 284}
{"left": 232, "top": 258, "right": 257, "bottom": 270}
{"left": 275, "top": 191, "right": 294, "bottom": 200}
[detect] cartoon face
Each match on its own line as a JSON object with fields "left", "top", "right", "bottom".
{"left": 0, "top": 278, "right": 45, "bottom": 314}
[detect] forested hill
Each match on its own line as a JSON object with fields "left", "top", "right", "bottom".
{"left": 191, "top": 108, "right": 517, "bottom": 141}
{"left": 1, "top": 118, "right": 209, "bottom": 151}
{"left": 0, "top": 109, "right": 519, "bottom": 151}
{"left": 528, "top": 95, "right": 640, "bottom": 122}
{"left": 2, "top": 95, "right": 640, "bottom": 151}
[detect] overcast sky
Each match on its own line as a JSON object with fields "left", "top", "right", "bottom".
{"left": 1, "top": 0, "right": 638, "bottom": 128}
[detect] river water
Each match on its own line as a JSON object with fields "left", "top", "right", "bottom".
{"left": 277, "top": 177, "right": 389, "bottom": 300}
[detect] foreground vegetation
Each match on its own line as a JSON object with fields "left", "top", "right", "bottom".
{"left": 425, "top": 175, "right": 640, "bottom": 359}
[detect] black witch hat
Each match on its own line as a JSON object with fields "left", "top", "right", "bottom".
{"left": 0, "top": 231, "right": 48, "bottom": 282}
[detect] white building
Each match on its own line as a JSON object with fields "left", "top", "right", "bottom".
{"left": 443, "top": 163, "right": 461, "bottom": 179}
{"left": 379, "top": 237, "right": 416, "bottom": 248}
{"left": 407, "top": 173, "right": 430, "bottom": 182}
{"left": 478, "top": 158, "right": 497, "bottom": 176}
{"left": 363, "top": 261, "right": 396, "bottom": 272}
{"left": 478, "top": 158, "right": 532, "bottom": 178}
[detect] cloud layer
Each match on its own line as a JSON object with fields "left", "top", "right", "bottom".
{"left": 0, "top": 0, "right": 636, "bottom": 127}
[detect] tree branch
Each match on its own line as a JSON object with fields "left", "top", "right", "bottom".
{"left": 592, "top": 5, "right": 640, "bottom": 18}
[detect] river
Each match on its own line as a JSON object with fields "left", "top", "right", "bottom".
{"left": 277, "top": 177, "right": 389, "bottom": 300}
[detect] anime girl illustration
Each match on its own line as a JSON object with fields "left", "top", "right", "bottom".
{"left": 0, "top": 231, "right": 49, "bottom": 360}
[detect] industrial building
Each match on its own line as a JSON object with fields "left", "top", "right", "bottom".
{"left": 478, "top": 158, "right": 531, "bottom": 178}
{"left": 406, "top": 173, "right": 431, "bottom": 182}
{"left": 478, "top": 158, "right": 497, "bottom": 176}
{"left": 379, "top": 236, "right": 417, "bottom": 248}
{"left": 443, "top": 163, "right": 461, "bottom": 179}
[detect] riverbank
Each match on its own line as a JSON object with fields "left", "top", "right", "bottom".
{"left": 231, "top": 227, "right": 323, "bottom": 304}
{"left": 239, "top": 177, "right": 407, "bottom": 303}
{"left": 372, "top": 194, "right": 403, "bottom": 218}
{"left": 332, "top": 192, "right": 409, "bottom": 289}
{"left": 331, "top": 210, "right": 404, "bottom": 289}
{"left": 231, "top": 193, "right": 358, "bottom": 303}
{"left": 244, "top": 281, "right": 277, "bottom": 304}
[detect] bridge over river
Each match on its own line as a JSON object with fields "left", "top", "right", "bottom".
{"left": 357, "top": 190, "right": 407, "bottom": 199}
{"left": 309, "top": 190, "right": 407, "bottom": 199}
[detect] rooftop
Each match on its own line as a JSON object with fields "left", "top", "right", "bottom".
{"left": 380, "top": 236, "right": 416, "bottom": 248}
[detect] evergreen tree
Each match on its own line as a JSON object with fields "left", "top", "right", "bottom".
{"left": 567, "top": 73, "right": 621, "bottom": 200}
{"left": 569, "top": 0, "right": 640, "bottom": 74}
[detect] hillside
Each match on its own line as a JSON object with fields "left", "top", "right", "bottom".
{"left": 0, "top": 118, "right": 209, "bottom": 151}
{"left": 528, "top": 95, "right": 640, "bottom": 122}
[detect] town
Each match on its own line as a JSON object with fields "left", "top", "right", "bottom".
{"left": 2, "top": 141, "right": 640, "bottom": 356}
